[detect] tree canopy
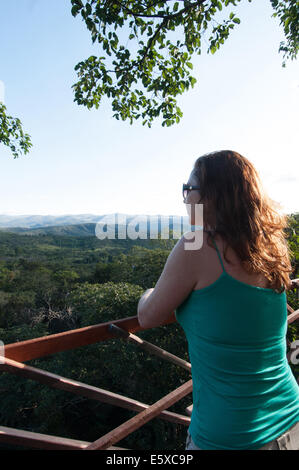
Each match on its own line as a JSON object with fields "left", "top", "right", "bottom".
{"left": 0, "top": 103, "right": 32, "bottom": 159}
{"left": 1, "top": 0, "right": 298, "bottom": 157}
{"left": 71, "top": 0, "right": 299, "bottom": 127}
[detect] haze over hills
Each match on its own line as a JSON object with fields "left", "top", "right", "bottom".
{"left": 0, "top": 213, "right": 191, "bottom": 237}
{"left": 0, "top": 213, "right": 112, "bottom": 228}
{"left": 1, "top": 211, "right": 297, "bottom": 238}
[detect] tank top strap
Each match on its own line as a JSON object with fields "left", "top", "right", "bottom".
{"left": 210, "top": 234, "right": 226, "bottom": 274}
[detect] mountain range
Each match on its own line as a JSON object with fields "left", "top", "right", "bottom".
{"left": 0, "top": 213, "right": 191, "bottom": 237}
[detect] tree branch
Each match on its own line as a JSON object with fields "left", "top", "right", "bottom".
{"left": 135, "top": 1, "right": 206, "bottom": 69}
{"left": 114, "top": 0, "right": 207, "bottom": 20}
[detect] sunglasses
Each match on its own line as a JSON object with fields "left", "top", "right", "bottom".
{"left": 182, "top": 183, "right": 201, "bottom": 201}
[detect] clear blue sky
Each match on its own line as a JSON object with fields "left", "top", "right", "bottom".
{"left": 0, "top": 0, "right": 298, "bottom": 217}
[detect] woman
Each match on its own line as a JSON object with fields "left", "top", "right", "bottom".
{"left": 137, "top": 150, "right": 299, "bottom": 450}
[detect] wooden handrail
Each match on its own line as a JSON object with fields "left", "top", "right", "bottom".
{"left": 0, "top": 356, "right": 190, "bottom": 427}
{"left": 4, "top": 305, "right": 297, "bottom": 363}
{"left": 0, "top": 426, "right": 127, "bottom": 450}
{"left": 4, "top": 315, "right": 175, "bottom": 363}
{"left": 287, "top": 304, "right": 294, "bottom": 314}
{"left": 85, "top": 379, "right": 193, "bottom": 450}
{"left": 287, "top": 308, "right": 299, "bottom": 325}
{"left": 0, "top": 301, "right": 297, "bottom": 451}
{"left": 109, "top": 324, "right": 191, "bottom": 372}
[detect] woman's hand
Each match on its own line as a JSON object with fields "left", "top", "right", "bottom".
{"left": 289, "top": 279, "right": 299, "bottom": 290}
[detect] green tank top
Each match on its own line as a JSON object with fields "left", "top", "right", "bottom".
{"left": 175, "top": 234, "right": 299, "bottom": 450}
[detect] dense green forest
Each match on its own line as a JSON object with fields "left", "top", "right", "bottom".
{"left": 0, "top": 214, "right": 298, "bottom": 450}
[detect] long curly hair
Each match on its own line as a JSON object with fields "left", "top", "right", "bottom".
{"left": 192, "top": 150, "right": 293, "bottom": 293}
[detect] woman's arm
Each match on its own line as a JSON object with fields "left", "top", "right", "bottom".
{"left": 137, "top": 235, "right": 199, "bottom": 329}
{"left": 137, "top": 288, "right": 177, "bottom": 327}
{"left": 137, "top": 288, "right": 155, "bottom": 313}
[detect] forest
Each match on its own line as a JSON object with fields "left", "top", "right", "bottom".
{"left": 0, "top": 213, "right": 298, "bottom": 450}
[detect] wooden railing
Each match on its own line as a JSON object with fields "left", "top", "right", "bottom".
{"left": 0, "top": 305, "right": 298, "bottom": 450}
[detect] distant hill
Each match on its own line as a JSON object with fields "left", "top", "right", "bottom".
{"left": 0, "top": 213, "right": 108, "bottom": 228}
{"left": 0, "top": 213, "right": 191, "bottom": 237}
{"left": 0, "top": 223, "right": 98, "bottom": 237}
{"left": 1, "top": 212, "right": 296, "bottom": 238}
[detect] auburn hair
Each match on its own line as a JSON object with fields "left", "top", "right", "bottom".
{"left": 192, "top": 150, "right": 293, "bottom": 293}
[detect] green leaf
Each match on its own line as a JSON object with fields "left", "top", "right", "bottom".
{"left": 0, "top": 103, "right": 32, "bottom": 158}
{"left": 71, "top": 5, "right": 81, "bottom": 16}
{"left": 85, "top": 3, "right": 92, "bottom": 16}
{"left": 173, "top": 2, "right": 179, "bottom": 12}
{"left": 70, "top": 0, "right": 297, "bottom": 128}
